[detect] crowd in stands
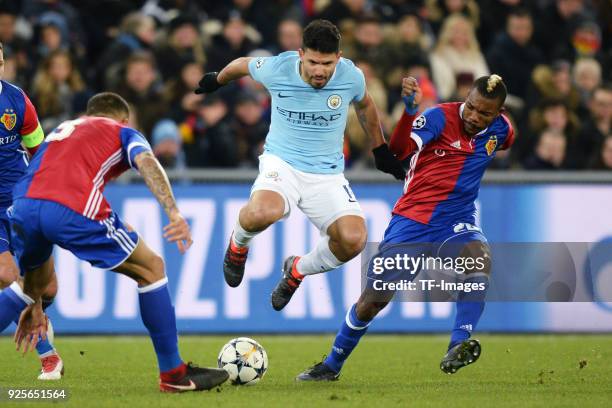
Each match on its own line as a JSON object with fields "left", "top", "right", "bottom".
{"left": 1, "top": 0, "right": 610, "bottom": 170}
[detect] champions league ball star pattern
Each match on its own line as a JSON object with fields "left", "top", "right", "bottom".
{"left": 218, "top": 337, "right": 268, "bottom": 385}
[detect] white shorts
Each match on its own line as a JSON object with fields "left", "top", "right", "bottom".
{"left": 251, "top": 154, "right": 364, "bottom": 232}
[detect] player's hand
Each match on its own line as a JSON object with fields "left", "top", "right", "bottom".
{"left": 163, "top": 211, "right": 193, "bottom": 254}
{"left": 195, "top": 72, "right": 223, "bottom": 94}
{"left": 14, "top": 303, "right": 47, "bottom": 355}
{"left": 401, "top": 77, "right": 422, "bottom": 115}
{"left": 372, "top": 143, "right": 406, "bottom": 180}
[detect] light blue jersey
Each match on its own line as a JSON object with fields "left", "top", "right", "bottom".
{"left": 248, "top": 51, "right": 366, "bottom": 174}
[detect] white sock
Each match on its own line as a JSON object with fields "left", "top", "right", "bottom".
{"left": 297, "top": 236, "right": 344, "bottom": 276}
{"left": 232, "top": 219, "right": 259, "bottom": 248}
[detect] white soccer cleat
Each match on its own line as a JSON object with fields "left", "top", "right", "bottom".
{"left": 38, "top": 353, "right": 64, "bottom": 380}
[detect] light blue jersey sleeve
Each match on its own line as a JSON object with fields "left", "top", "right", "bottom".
{"left": 352, "top": 66, "right": 367, "bottom": 103}
{"left": 411, "top": 107, "right": 445, "bottom": 150}
{"left": 248, "top": 55, "right": 284, "bottom": 87}
{"left": 120, "top": 127, "right": 151, "bottom": 168}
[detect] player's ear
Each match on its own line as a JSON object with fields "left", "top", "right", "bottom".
{"left": 298, "top": 48, "right": 305, "bottom": 58}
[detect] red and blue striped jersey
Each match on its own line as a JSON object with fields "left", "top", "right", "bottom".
{"left": 0, "top": 80, "right": 44, "bottom": 207}
{"left": 13, "top": 116, "right": 151, "bottom": 220}
{"left": 394, "top": 102, "right": 514, "bottom": 226}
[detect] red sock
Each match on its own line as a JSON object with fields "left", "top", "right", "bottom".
{"left": 291, "top": 257, "right": 304, "bottom": 280}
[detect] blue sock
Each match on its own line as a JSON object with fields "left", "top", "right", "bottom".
{"left": 138, "top": 278, "right": 182, "bottom": 373}
{"left": 0, "top": 282, "right": 32, "bottom": 333}
{"left": 324, "top": 304, "right": 372, "bottom": 373}
{"left": 450, "top": 274, "right": 489, "bottom": 349}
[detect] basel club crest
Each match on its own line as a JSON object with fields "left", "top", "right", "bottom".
{"left": 485, "top": 135, "right": 498, "bottom": 156}
{"left": 1, "top": 109, "right": 16, "bottom": 131}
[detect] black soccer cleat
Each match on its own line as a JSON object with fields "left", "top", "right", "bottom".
{"left": 223, "top": 236, "right": 249, "bottom": 287}
{"left": 440, "top": 338, "right": 481, "bottom": 374}
{"left": 271, "top": 256, "right": 303, "bottom": 311}
{"left": 159, "top": 363, "right": 229, "bottom": 392}
{"left": 296, "top": 362, "right": 340, "bottom": 382}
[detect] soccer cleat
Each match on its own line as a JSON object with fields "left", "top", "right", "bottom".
{"left": 223, "top": 235, "right": 249, "bottom": 287}
{"left": 440, "top": 338, "right": 481, "bottom": 374}
{"left": 271, "top": 256, "right": 303, "bottom": 311}
{"left": 38, "top": 353, "right": 64, "bottom": 380}
{"left": 296, "top": 361, "right": 339, "bottom": 382}
{"left": 159, "top": 363, "right": 229, "bottom": 393}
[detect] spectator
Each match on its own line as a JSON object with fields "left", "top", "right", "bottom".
{"left": 316, "top": 0, "right": 370, "bottom": 27}
{"left": 580, "top": 85, "right": 612, "bottom": 166}
{"left": 97, "top": 12, "right": 156, "bottom": 89}
{"left": 182, "top": 95, "right": 236, "bottom": 168}
{"left": 163, "top": 60, "right": 205, "bottom": 122}
{"left": 343, "top": 16, "right": 394, "bottom": 80}
{"left": 273, "top": 18, "right": 302, "bottom": 53}
{"left": 31, "top": 49, "right": 90, "bottom": 133}
{"left": 523, "top": 128, "right": 567, "bottom": 170}
{"left": 425, "top": 0, "right": 480, "bottom": 35}
{"left": 154, "top": 14, "right": 205, "bottom": 81}
{"left": 588, "top": 135, "right": 612, "bottom": 170}
{"left": 230, "top": 91, "right": 268, "bottom": 167}
{"left": 526, "top": 60, "right": 581, "bottom": 114}
{"left": 113, "top": 52, "right": 167, "bottom": 139}
{"left": 486, "top": 8, "right": 543, "bottom": 101}
{"left": 534, "top": 0, "right": 587, "bottom": 62}
{"left": 523, "top": 99, "right": 580, "bottom": 165}
{"left": 573, "top": 58, "right": 602, "bottom": 109}
{"left": 478, "top": 0, "right": 535, "bottom": 52}
{"left": 0, "top": 6, "right": 31, "bottom": 78}
{"left": 430, "top": 14, "right": 489, "bottom": 101}
{"left": 151, "top": 119, "right": 186, "bottom": 170}
{"left": 387, "top": 14, "right": 432, "bottom": 89}
{"left": 205, "top": 14, "right": 257, "bottom": 72}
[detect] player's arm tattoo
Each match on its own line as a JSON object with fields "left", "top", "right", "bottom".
{"left": 134, "top": 151, "right": 178, "bottom": 217}
{"left": 354, "top": 93, "right": 385, "bottom": 147}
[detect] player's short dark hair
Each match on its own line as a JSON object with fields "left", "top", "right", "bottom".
{"left": 473, "top": 75, "right": 507, "bottom": 107}
{"left": 302, "top": 19, "right": 341, "bottom": 54}
{"left": 86, "top": 92, "right": 130, "bottom": 118}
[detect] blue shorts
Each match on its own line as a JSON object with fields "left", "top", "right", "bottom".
{"left": 9, "top": 198, "right": 139, "bottom": 272}
{"left": 0, "top": 206, "right": 12, "bottom": 254}
{"left": 366, "top": 214, "right": 487, "bottom": 287}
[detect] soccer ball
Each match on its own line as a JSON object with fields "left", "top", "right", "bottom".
{"left": 217, "top": 337, "right": 268, "bottom": 385}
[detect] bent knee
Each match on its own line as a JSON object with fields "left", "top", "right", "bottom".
{"left": 243, "top": 205, "right": 284, "bottom": 229}
{"left": 355, "top": 300, "right": 388, "bottom": 321}
{"left": 148, "top": 255, "right": 166, "bottom": 282}
{"left": 337, "top": 229, "right": 367, "bottom": 257}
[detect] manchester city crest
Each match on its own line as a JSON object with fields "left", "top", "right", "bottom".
{"left": 1, "top": 109, "right": 17, "bottom": 131}
{"left": 485, "top": 135, "right": 498, "bottom": 156}
{"left": 327, "top": 94, "right": 342, "bottom": 110}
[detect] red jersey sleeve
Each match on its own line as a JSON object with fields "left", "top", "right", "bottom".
{"left": 499, "top": 114, "right": 515, "bottom": 150}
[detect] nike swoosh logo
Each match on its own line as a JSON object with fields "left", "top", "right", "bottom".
{"left": 277, "top": 93, "right": 291, "bottom": 98}
{"left": 161, "top": 380, "right": 196, "bottom": 391}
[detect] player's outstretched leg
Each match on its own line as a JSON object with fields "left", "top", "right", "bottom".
{"left": 271, "top": 216, "right": 366, "bottom": 311}
{"left": 114, "top": 239, "right": 228, "bottom": 392}
{"left": 296, "top": 288, "right": 393, "bottom": 381}
{"left": 0, "top": 254, "right": 63, "bottom": 380}
{"left": 225, "top": 191, "right": 285, "bottom": 287}
{"left": 440, "top": 241, "right": 491, "bottom": 374}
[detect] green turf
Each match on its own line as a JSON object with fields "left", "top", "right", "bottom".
{"left": 0, "top": 335, "right": 610, "bottom": 407}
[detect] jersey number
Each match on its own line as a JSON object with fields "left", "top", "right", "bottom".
{"left": 46, "top": 118, "right": 85, "bottom": 142}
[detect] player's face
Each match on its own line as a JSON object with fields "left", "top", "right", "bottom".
{"left": 462, "top": 89, "right": 502, "bottom": 135}
{"left": 298, "top": 48, "right": 340, "bottom": 89}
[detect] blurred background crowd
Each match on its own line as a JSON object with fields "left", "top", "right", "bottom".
{"left": 1, "top": 0, "right": 610, "bottom": 171}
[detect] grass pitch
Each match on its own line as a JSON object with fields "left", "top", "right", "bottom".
{"left": 0, "top": 334, "right": 610, "bottom": 407}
